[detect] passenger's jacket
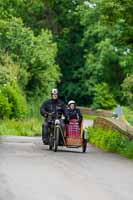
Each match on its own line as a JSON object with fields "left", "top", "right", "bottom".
{"left": 67, "top": 108, "right": 83, "bottom": 124}
{"left": 40, "top": 99, "right": 67, "bottom": 120}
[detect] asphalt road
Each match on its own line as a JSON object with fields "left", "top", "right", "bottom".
{"left": 0, "top": 120, "right": 133, "bottom": 200}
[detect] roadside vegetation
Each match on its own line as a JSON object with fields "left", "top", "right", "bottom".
{"left": 0, "top": 118, "right": 41, "bottom": 137}
{"left": 0, "top": 1, "right": 132, "bottom": 138}
{"left": 87, "top": 127, "right": 133, "bottom": 159}
{"left": 83, "top": 114, "right": 97, "bottom": 120}
{"left": 123, "top": 107, "right": 133, "bottom": 126}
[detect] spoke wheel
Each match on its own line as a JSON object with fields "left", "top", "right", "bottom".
{"left": 82, "top": 131, "right": 87, "bottom": 153}
{"left": 82, "top": 139, "right": 87, "bottom": 153}
{"left": 53, "top": 127, "right": 60, "bottom": 152}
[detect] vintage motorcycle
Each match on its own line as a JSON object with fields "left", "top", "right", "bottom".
{"left": 46, "top": 112, "right": 87, "bottom": 152}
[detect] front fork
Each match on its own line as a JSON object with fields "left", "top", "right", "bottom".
{"left": 55, "top": 125, "right": 66, "bottom": 145}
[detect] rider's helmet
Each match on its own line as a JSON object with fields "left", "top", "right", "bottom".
{"left": 51, "top": 88, "right": 58, "bottom": 95}
{"left": 68, "top": 100, "right": 76, "bottom": 106}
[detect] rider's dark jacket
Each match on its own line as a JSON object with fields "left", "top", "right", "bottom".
{"left": 40, "top": 99, "right": 67, "bottom": 120}
{"left": 67, "top": 108, "right": 83, "bottom": 124}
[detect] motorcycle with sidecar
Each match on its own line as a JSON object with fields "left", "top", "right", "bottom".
{"left": 45, "top": 112, "right": 87, "bottom": 152}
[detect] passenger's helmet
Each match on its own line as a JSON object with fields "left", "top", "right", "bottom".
{"left": 51, "top": 88, "right": 58, "bottom": 95}
{"left": 68, "top": 100, "right": 76, "bottom": 106}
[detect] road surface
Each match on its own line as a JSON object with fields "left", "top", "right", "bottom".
{"left": 0, "top": 120, "right": 133, "bottom": 200}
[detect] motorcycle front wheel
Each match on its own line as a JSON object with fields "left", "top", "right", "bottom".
{"left": 49, "top": 134, "right": 54, "bottom": 150}
{"left": 53, "top": 127, "right": 60, "bottom": 152}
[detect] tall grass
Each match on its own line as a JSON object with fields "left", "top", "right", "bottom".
{"left": 0, "top": 118, "right": 42, "bottom": 136}
{"left": 88, "top": 127, "right": 133, "bottom": 159}
{"left": 0, "top": 100, "right": 44, "bottom": 136}
{"left": 28, "top": 99, "right": 43, "bottom": 120}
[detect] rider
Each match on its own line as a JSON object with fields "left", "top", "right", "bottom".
{"left": 40, "top": 88, "right": 67, "bottom": 144}
{"left": 67, "top": 100, "right": 83, "bottom": 125}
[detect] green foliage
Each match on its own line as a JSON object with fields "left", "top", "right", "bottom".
{"left": 73, "top": 0, "right": 133, "bottom": 105}
{"left": 88, "top": 127, "right": 133, "bottom": 159}
{"left": 83, "top": 114, "right": 97, "bottom": 120}
{"left": 27, "top": 30, "right": 60, "bottom": 98}
{"left": 0, "top": 118, "right": 41, "bottom": 136}
{"left": 92, "top": 83, "right": 117, "bottom": 109}
{"left": 0, "top": 17, "right": 60, "bottom": 99}
{"left": 121, "top": 75, "right": 133, "bottom": 108}
{"left": 0, "top": 0, "right": 133, "bottom": 110}
{"left": 0, "top": 0, "right": 23, "bottom": 19}
{"left": 123, "top": 107, "right": 133, "bottom": 126}
{"left": 27, "top": 99, "right": 43, "bottom": 120}
{"left": 0, "top": 52, "right": 19, "bottom": 85}
{"left": 0, "top": 17, "right": 34, "bottom": 89}
{"left": 0, "top": 92, "right": 12, "bottom": 118}
{"left": 1, "top": 84, "right": 27, "bottom": 119}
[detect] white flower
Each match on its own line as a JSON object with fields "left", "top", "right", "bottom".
{"left": 127, "top": 48, "right": 130, "bottom": 53}
{"left": 84, "top": 1, "right": 96, "bottom": 8}
{"left": 114, "top": 47, "right": 118, "bottom": 52}
{"left": 123, "top": 48, "right": 130, "bottom": 55}
{"left": 72, "top": 0, "right": 76, "bottom": 4}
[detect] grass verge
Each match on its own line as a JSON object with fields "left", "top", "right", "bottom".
{"left": 83, "top": 114, "right": 97, "bottom": 120}
{"left": 87, "top": 127, "right": 133, "bottom": 159}
{"left": 0, "top": 118, "right": 42, "bottom": 136}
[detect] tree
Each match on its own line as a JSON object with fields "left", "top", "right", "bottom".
{"left": 74, "top": 0, "right": 133, "bottom": 105}
{"left": 92, "top": 83, "right": 117, "bottom": 109}
{"left": 0, "top": 18, "right": 60, "bottom": 99}
{"left": 0, "top": 52, "right": 19, "bottom": 85}
{"left": 0, "top": 0, "right": 133, "bottom": 108}
{"left": 0, "top": 51, "right": 27, "bottom": 119}
{"left": 121, "top": 75, "right": 133, "bottom": 108}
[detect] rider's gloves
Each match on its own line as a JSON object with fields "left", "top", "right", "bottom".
{"left": 44, "top": 113, "right": 48, "bottom": 117}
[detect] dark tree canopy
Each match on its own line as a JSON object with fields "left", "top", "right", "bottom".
{"left": 0, "top": 0, "right": 132, "bottom": 111}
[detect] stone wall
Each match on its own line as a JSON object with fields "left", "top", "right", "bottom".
{"left": 94, "top": 117, "right": 133, "bottom": 139}
{"left": 78, "top": 107, "right": 112, "bottom": 117}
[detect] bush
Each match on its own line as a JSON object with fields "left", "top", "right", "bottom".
{"left": 0, "top": 52, "right": 19, "bottom": 85}
{"left": 92, "top": 83, "right": 117, "bottom": 109}
{"left": 121, "top": 75, "right": 133, "bottom": 108}
{"left": 1, "top": 84, "right": 27, "bottom": 119}
{"left": 0, "top": 92, "right": 12, "bottom": 118}
{"left": 88, "top": 127, "right": 133, "bottom": 159}
{"left": 123, "top": 106, "right": 133, "bottom": 126}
